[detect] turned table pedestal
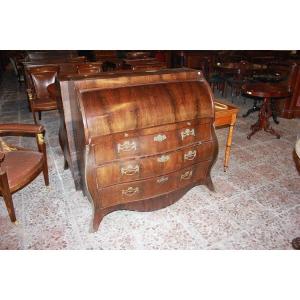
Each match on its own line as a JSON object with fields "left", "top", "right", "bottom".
{"left": 242, "top": 83, "right": 291, "bottom": 139}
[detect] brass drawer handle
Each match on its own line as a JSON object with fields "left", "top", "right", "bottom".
{"left": 121, "top": 164, "right": 139, "bottom": 176}
{"left": 157, "top": 176, "right": 169, "bottom": 184}
{"left": 117, "top": 140, "right": 137, "bottom": 153}
{"left": 157, "top": 154, "right": 170, "bottom": 163}
{"left": 180, "top": 170, "right": 193, "bottom": 180}
{"left": 122, "top": 186, "right": 139, "bottom": 196}
{"left": 184, "top": 150, "right": 197, "bottom": 161}
{"left": 181, "top": 128, "right": 195, "bottom": 140}
{"left": 154, "top": 134, "right": 167, "bottom": 142}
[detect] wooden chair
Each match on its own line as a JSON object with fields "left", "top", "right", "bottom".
{"left": 0, "top": 123, "right": 49, "bottom": 222}
{"left": 77, "top": 62, "right": 102, "bottom": 74}
{"left": 27, "top": 66, "right": 59, "bottom": 123}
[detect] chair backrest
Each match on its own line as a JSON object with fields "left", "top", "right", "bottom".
{"left": 29, "top": 66, "right": 59, "bottom": 99}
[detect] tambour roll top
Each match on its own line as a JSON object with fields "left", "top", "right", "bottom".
{"left": 77, "top": 73, "right": 215, "bottom": 142}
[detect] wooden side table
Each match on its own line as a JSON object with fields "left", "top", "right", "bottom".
{"left": 214, "top": 100, "right": 239, "bottom": 171}
{"left": 242, "top": 83, "right": 291, "bottom": 139}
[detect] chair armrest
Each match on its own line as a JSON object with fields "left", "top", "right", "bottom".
{"left": 26, "top": 88, "right": 36, "bottom": 100}
{"left": 0, "top": 123, "right": 44, "bottom": 136}
{"left": 0, "top": 151, "right": 5, "bottom": 162}
{"left": 0, "top": 151, "right": 5, "bottom": 170}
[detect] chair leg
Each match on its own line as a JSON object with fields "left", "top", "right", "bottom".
{"left": 37, "top": 135, "right": 50, "bottom": 186}
{"left": 32, "top": 109, "right": 38, "bottom": 124}
{"left": 43, "top": 161, "right": 49, "bottom": 186}
{"left": 0, "top": 173, "right": 16, "bottom": 222}
{"left": 38, "top": 111, "right": 42, "bottom": 120}
{"left": 41, "top": 150, "right": 49, "bottom": 186}
{"left": 64, "top": 158, "right": 69, "bottom": 170}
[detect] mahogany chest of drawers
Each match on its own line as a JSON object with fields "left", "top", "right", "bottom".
{"left": 58, "top": 68, "right": 218, "bottom": 231}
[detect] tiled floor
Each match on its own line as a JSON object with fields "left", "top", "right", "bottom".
{"left": 0, "top": 70, "right": 299, "bottom": 249}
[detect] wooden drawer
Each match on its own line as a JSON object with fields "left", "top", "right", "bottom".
{"left": 93, "top": 122, "right": 213, "bottom": 164}
{"left": 99, "top": 160, "right": 211, "bottom": 208}
{"left": 96, "top": 141, "right": 214, "bottom": 188}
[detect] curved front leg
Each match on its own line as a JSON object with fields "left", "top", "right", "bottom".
{"left": 92, "top": 206, "right": 104, "bottom": 233}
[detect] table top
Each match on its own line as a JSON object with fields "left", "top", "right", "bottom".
{"left": 214, "top": 100, "right": 239, "bottom": 127}
{"left": 250, "top": 73, "right": 284, "bottom": 83}
{"left": 242, "top": 82, "right": 291, "bottom": 98}
{"left": 214, "top": 100, "right": 239, "bottom": 113}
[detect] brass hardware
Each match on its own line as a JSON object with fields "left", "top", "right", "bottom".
{"left": 157, "top": 154, "right": 170, "bottom": 163}
{"left": 157, "top": 176, "right": 168, "bottom": 183}
{"left": 27, "top": 89, "right": 33, "bottom": 101}
{"left": 0, "top": 138, "right": 17, "bottom": 152}
{"left": 180, "top": 170, "right": 193, "bottom": 180}
{"left": 184, "top": 150, "right": 197, "bottom": 161}
{"left": 154, "top": 134, "right": 167, "bottom": 142}
{"left": 122, "top": 186, "right": 139, "bottom": 196}
{"left": 181, "top": 128, "right": 195, "bottom": 140}
{"left": 121, "top": 164, "right": 139, "bottom": 176}
{"left": 124, "top": 133, "right": 129, "bottom": 137}
{"left": 37, "top": 133, "right": 44, "bottom": 144}
{"left": 117, "top": 140, "right": 137, "bottom": 153}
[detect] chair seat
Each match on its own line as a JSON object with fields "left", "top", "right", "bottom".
{"left": 33, "top": 98, "right": 57, "bottom": 110}
{"left": 0, "top": 150, "right": 44, "bottom": 192}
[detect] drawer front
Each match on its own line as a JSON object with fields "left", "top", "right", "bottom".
{"left": 178, "top": 122, "right": 212, "bottom": 146}
{"left": 100, "top": 173, "right": 177, "bottom": 207}
{"left": 181, "top": 141, "right": 214, "bottom": 168}
{"left": 99, "top": 160, "right": 211, "bottom": 208}
{"left": 96, "top": 149, "right": 182, "bottom": 188}
{"left": 96, "top": 141, "right": 214, "bottom": 188}
{"left": 93, "top": 122, "right": 213, "bottom": 164}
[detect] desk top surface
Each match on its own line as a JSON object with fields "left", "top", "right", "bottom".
{"left": 242, "top": 82, "right": 291, "bottom": 98}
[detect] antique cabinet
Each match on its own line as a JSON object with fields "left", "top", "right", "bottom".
{"left": 57, "top": 68, "right": 218, "bottom": 231}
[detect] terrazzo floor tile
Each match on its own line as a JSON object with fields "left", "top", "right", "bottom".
{"left": 241, "top": 218, "right": 294, "bottom": 250}
{"left": 0, "top": 70, "right": 299, "bottom": 249}
{"left": 247, "top": 183, "right": 299, "bottom": 214}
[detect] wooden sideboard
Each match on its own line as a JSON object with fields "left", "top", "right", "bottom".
{"left": 57, "top": 68, "right": 218, "bottom": 231}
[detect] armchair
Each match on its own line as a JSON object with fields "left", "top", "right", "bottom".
{"left": 0, "top": 123, "right": 49, "bottom": 222}
{"left": 27, "top": 66, "right": 59, "bottom": 123}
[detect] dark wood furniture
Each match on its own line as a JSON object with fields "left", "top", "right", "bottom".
{"left": 214, "top": 100, "right": 239, "bottom": 171}
{"left": 242, "top": 83, "right": 291, "bottom": 139}
{"left": 93, "top": 51, "right": 123, "bottom": 71}
{"left": 77, "top": 62, "right": 103, "bottom": 74}
{"left": 276, "top": 63, "right": 300, "bottom": 119}
{"left": 27, "top": 66, "right": 59, "bottom": 123}
{"left": 217, "top": 61, "right": 268, "bottom": 97}
{"left": 68, "top": 56, "right": 87, "bottom": 63}
{"left": 0, "top": 123, "right": 49, "bottom": 222}
{"left": 25, "top": 51, "right": 78, "bottom": 62}
{"left": 57, "top": 68, "right": 218, "bottom": 231}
